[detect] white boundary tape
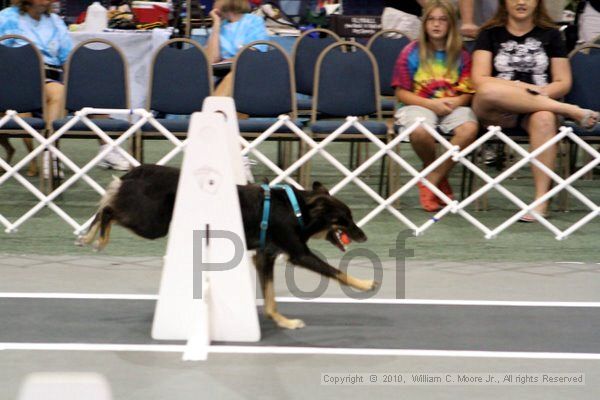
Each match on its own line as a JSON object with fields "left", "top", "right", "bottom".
{"left": 2, "top": 343, "right": 600, "bottom": 360}
{"left": 2, "top": 292, "right": 600, "bottom": 308}
{"left": 3, "top": 293, "right": 600, "bottom": 359}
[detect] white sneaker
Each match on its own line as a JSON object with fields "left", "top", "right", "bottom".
{"left": 242, "top": 156, "right": 255, "bottom": 183}
{"left": 97, "top": 145, "right": 131, "bottom": 171}
{"left": 42, "top": 151, "right": 64, "bottom": 179}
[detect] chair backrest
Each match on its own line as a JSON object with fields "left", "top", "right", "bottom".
{"left": 565, "top": 44, "right": 600, "bottom": 111}
{"left": 63, "top": 39, "right": 129, "bottom": 112}
{"left": 291, "top": 28, "right": 341, "bottom": 96}
{"left": 148, "top": 38, "right": 212, "bottom": 115}
{"left": 366, "top": 29, "right": 410, "bottom": 97}
{"left": 232, "top": 41, "right": 296, "bottom": 118}
{"left": 312, "top": 41, "right": 381, "bottom": 120}
{"left": 0, "top": 35, "right": 45, "bottom": 114}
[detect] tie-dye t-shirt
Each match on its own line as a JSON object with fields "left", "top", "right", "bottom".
{"left": 391, "top": 41, "right": 474, "bottom": 99}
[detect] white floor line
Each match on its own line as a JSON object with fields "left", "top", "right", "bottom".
{"left": 2, "top": 293, "right": 600, "bottom": 307}
{"left": 0, "top": 293, "right": 158, "bottom": 300}
{"left": 2, "top": 343, "right": 600, "bottom": 360}
{"left": 272, "top": 297, "right": 600, "bottom": 308}
{"left": 555, "top": 262, "right": 585, "bottom": 265}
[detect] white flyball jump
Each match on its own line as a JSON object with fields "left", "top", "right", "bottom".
{"left": 151, "top": 97, "right": 261, "bottom": 360}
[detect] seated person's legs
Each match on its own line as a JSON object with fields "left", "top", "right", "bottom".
{"left": 432, "top": 106, "right": 479, "bottom": 196}
{"left": 473, "top": 81, "right": 598, "bottom": 129}
{"left": 521, "top": 111, "right": 558, "bottom": 218}
{"left": 395, "top": 105, "right": 442, "bottom": 212}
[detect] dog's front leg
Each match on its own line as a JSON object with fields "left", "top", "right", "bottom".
{"left": 254, "top": 252, "right": 305, "bottom": 330}
{"left": 290, "top": 249, "right": 378, "bottom": 292}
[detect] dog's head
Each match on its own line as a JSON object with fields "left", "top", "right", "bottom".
{"left": 306, "top": 182, "right": 367, "bottom": 251}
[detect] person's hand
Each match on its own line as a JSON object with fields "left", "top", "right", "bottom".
{"left": 429, "top": 98, "right": 453, "bottom": 116}
{"left": 460, "top": 22, "right": 479, "bottom": 39}
{"left": 210, "top": 8, "right": 222, "bottom": 26}
{"left": 442, "top": 97, "right": 460, "bottom": 110}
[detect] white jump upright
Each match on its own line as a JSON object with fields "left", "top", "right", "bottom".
{"left": 151, "top": 97, "right": 260, "bottom": 360}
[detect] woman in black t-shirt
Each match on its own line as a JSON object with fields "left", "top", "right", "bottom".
{"left": 471, "top": 0, "right": 599, "bottom": 222}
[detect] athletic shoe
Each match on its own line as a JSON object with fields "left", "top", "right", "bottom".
{"left": 417, "top": 182, "right": 440, "bottom": 212}
{"left": 97, "top": 145, "right": 130, "bottom": 171}
{"left": 438, "top": 177, "right": 454, "bottom": 200}
{"left": 42, "top": 151, "right": 64, "bottom": 179}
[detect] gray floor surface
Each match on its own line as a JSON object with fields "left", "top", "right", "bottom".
{"left": 2, "top": 255, "right": 600, "bottom": 399}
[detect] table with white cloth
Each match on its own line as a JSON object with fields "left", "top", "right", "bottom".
{"left": 69, "top": 29, "right": 172, "bottom": 111}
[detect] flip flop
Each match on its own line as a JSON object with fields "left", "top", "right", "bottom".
{"left": 518, "top": 212, "right": 549, "bottom": 223}
{"left": 577, "top": 110, "right": 600, "bottom": 131}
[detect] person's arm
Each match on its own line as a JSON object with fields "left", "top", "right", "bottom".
{"left": 396, "top": 88, "right": 453, "bottom": 116}
{"left": 53, "top": 15, "right": 73, "bottom": 66}
{"left": 458, "top": 0, "right": 479, "bottom": 38}
{"left": 471, "top": 49, "right": 529, "bottom": 89}
{"left": 206, "top": 8, "right": 222, "bottom": 63}
{"left": 445, "top": 93, "right": 473, "bottom": 108}
{"left": 540, "top": 57, "right": 572, "bottom": 99}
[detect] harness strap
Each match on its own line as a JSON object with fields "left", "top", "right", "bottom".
{"left": 259, "top": 184, "right": 271, "bottom": 250}
{"left": 278, "top": 184, "right": 304, "bottom": 229}
{"left": 258, "top": 184, "right": 304, "bottom": 250}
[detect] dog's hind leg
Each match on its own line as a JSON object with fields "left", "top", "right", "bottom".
{"left": 94, "top": 207, "right": 114, "bottom": 251}
{"left": 78, "top": 212, "right": 101, "bottom": 246}
{"left": 290, "top": 250, "right": 378, "bottom": 292}
{"left": 254, "top": 252, "right": 305, "bottom": 329}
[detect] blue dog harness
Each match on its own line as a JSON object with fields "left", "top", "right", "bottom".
{"left": 259, "top": 184, "right": 304, "bottom": 250}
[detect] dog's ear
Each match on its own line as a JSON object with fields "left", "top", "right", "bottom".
{"left": 312, "top": 181, "right": 330, "bottom": 194}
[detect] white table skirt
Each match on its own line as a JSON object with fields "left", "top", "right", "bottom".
{"left": 70, "top": 29, "right": 172, "bottom": 111}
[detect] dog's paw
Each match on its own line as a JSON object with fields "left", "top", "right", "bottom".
{"left": 354, "top": 278, "right": 378, "bottom": 292}
{"left": 277, "top": 318, "right": 306, "bottom": 330}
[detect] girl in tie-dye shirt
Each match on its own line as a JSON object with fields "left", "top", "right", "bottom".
{"left": 391, "top": 0, "right": 479, "bottom": 212}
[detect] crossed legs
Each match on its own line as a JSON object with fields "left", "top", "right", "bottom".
{"left": 472, "top": 82, "right": 570, "bottom": 215}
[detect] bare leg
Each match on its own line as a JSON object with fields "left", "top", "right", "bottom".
{"left": 23, "top": 138, "right": 37, "bottom": 176}
{"left": 0, "top": 137, "right": 15, "bottom": 165}
{"left": 409, "top": 125, "right": 438, "bottom": 181}
{"left": 44, "top": 82, "right": 64, "bottom": 126}
{"left": 214, "top": 72, "right": 233, "bottom": 97}
{"left": 427, "top": 121, "right": 478, "bottom": 184}
{"left": 473, "top": 81, "right": 597, "bottom": 126}
{"left": 523, "top": 111, "right": 558, "bottom": 215}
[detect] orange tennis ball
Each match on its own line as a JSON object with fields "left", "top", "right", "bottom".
{"left": 340, "top": 232, "right": 351, "bottom": 245}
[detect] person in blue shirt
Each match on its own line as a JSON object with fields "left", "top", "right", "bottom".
{"left": 0, "top": 0, "right": 73, "bottom": 176}
{"left": 206, "top": 0, "right": 268, "bottom": 95}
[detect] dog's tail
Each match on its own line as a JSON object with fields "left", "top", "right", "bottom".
{"left": 78, "top": 176, "right": 121, "bottom": 251}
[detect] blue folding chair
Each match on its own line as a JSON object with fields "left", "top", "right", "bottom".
{"left": 52, "top": 39, "right": 131, "bottom": 137}
{"left": 0, "top": 35, "right": 46, "bottom": 172}
{"left": 366, "top": 29, "right": 411, "bottom": 117}
{"left": 564, "top": 43, "right": 600, "bottom": 178}
{"left": 232, "top": 40, "right": 304, "bottom": 174}
{"left": 140, "top": 38, "right": 213, "bottom": 160}
{"left": 291, "top": 28, "right": 341, "bottom": 114}
{"left": 310, "top": 41, "right": 390, "bottom": 192}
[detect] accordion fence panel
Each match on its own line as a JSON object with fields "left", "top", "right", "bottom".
{"left": 0, "top": 108, "right": 598, "bottom": 240}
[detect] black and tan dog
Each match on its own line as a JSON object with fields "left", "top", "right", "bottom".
{"left": 80, "top": 164, "right": 376, "bottom": 329}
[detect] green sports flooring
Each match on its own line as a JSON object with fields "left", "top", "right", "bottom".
{"left": 0, "top": 138, "right": 598, "bottom": 263}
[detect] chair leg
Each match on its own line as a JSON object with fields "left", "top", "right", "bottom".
{"left": 378, "top": 154, "right": 386, "bottom": 196}
{"left": 558, "top": 140, "right": 569, "bottom": 212}
{"left": 349, "top": 142, "right": 355, "bottom": 169}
